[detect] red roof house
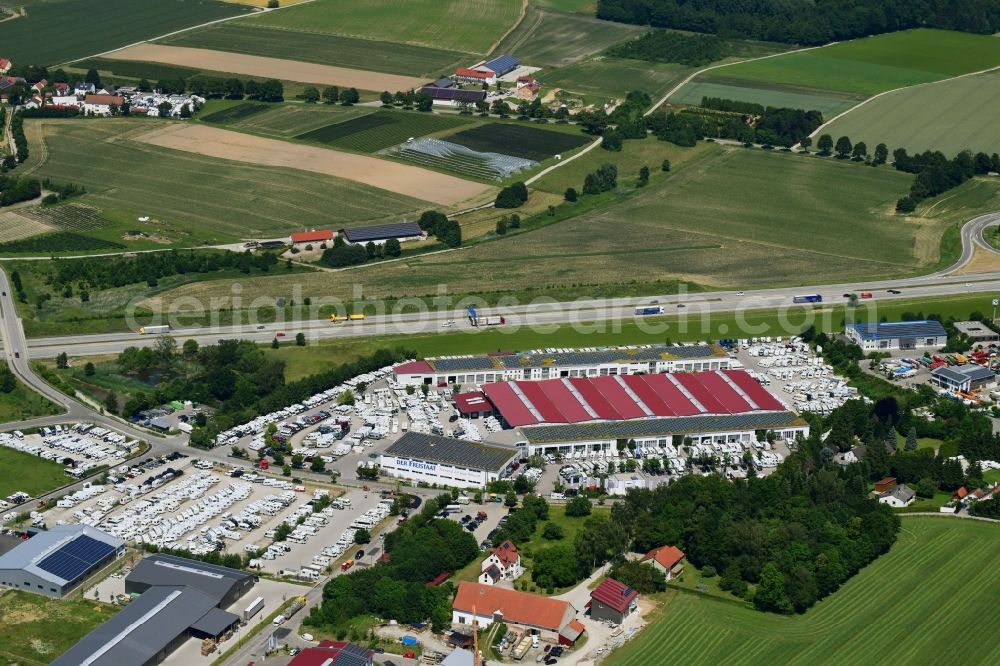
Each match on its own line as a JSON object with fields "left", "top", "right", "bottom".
{"left": 0, "top": 58, "right": 10, "bottom": 74}
{"left": 954, "top": 486, "right": 969, "bottom": 500}
{"left": 290, "top": 229, "right": 333, "bottom": 244}
{"left": 640, "top": 545, "right": 685, "bottom": 580}
{"left": 589, "top": 578, "right": 639, "bottom": 623}
{"left": 288, "top": 641, "right": 374, "bottom": 666}
{"left": 479, "top": 540, "right": 523, "bottom": 584}
{"left": 452, "top": 582, "right": 577, "bottom": 637}
{"left": 455, "top": 67, "right": 494, "bottom": 80}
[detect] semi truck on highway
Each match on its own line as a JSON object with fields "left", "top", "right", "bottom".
{"left": 138, "top": 325, "right": 170, "bottom": 335}
{"left": 244, "top": 596, "right": 264, "bottom": 621}
{"left": 466, "top": 305, "right": 505, "bottom": 326}
{"left": 792, "top": 294, "right": 822, "bottom": 304}
{"left": 330, "top": 314, "right": 366, "bottom": 322}
{"left": 635, "top": 306, "right": 664, "bottom": 315}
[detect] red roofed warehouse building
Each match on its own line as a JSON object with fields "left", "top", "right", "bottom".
{"left": 479, "top": 540, "right": 523, "bottom": 585}
{"left": 640, "top": 545, "right": 685, "bottom": 580}
{"left": 288, "top": 641, "right": 374, "bottom": 666}
{"left": 290, "top": 230, "right": 333, "bottom": 245}
{"left": 454, "top": 391, "right": 495, "bottom": 419}
{"left": 452, "top": 582, "right": 578, "bottom": 641}
{"left": 589, "top": 578, "right": 638, "bottom": 624}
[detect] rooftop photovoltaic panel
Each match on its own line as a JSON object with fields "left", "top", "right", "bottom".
{"left": 386, "top": 432, "right": 517, "bottom": 472}
{"left": 431, "top": 356, "right": 498, "bottom": 372}
{"left": 520, "top": 411, "right": 804, "bottom": 443}
{"left": 340, "top": 221, "right": 422, "bottom": 243}
{"left": 423, "top": 344, "right": 721, "bottom": 374}
{"left": 37, "top": 535, "right": 115, "bottom": 583}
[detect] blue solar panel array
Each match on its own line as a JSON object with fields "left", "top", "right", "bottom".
{"left": 484, "top": 54, "right": 519, "bottom": 75}
{"left": 37, "top": 535, "right": 116, "bottom": 584}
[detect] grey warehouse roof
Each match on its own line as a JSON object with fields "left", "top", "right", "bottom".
{"left": 128, "top": 553, "right": 253, "bottom": 600}
{"left": 932, "top": 364, "right": 996, "bottom": 383}
{"left": 341, "top": 221, "right": 423, "bottom": 243}
{"left": 385, "top": 432, "right": 518, "bottom": 472}
{"left": 427, "top": 344, "right": 723, "bottom": 374}
{"left": 521, "top": 411, "right": 805, "bottom": 443}
{"left": 51, "top": 585, "right": 220, "bottom": 666}
{"left": 0, "top": 524, "right": 123, "bottom": 586}
{"left": 850, "top": 320, "right": 946, "bottom": 340}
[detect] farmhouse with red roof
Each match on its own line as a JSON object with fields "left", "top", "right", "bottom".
{"left": 479, "top": 540, "right": 523, "bottom": 585}
{"left": 640, "top": 545, "right": 685, "bottom": 580}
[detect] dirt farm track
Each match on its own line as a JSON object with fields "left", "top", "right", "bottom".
{"left": 104, "top": 44, "right": 426, "bottom": 92}
{"left": 137, "top": 124, "right": 494, "bottom": 206}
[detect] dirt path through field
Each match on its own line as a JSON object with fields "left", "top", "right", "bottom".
{"left": 104, "top": 43, "right": 426, "bottom": 91}
{"left": 137, "top": 124, "right": 493, "bottom": 206}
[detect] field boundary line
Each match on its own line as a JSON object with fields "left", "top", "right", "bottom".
{"left": 59, "top": 0, "right": 319, "bottom": 67}
{"left": 644, "top": 42, "right": 836, "bottom": 118}
{"left": 525, "top": 136, "right": 602, "bottom": 185}
{"left": 489, "top": 0, "right": 529, "bottom": 56}
{"left": 806, "top": 65, "right": 1000, "bottom": 142}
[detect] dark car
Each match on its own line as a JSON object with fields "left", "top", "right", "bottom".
{"left": 466, "top": 522, "right": 477, "bottom": 531}
{"left": 355, "top": 549, "right": 365, "bottom": 560}
{"left": 460, "top": 515, "right": 472, "bottom": 524}
{"left": 888, "top": 289, "right": 901, "bottom": 294}
{"left": 449, "top": 414, "right": 459, "bottom": 422}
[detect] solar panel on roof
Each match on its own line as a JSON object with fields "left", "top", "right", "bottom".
{"left": 37, "top": 535, "right": 115, "bottom": 583}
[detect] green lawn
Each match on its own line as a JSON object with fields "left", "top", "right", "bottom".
{"left": 249, "top": 0, "right": 522, "bottom": 54}
{"left": 822, "top": 69, "right": 1000, "bottom": 156}
{"left": 160, "top": 23, "right": 468, "bottom": 78}
{"left": 0, "top": 0, "right": 249, "bottom": 66}
{"left": 199, "top": 100, "right": 371, "bottom": 138}
{"left": 22, "top": 119, "right": 429, "bottom": 242}
{"left": 0, "top": 591, "right": 118, "bottom": 665}
{"left": 607, "top": 517, "right": 1000, "bottom": 665}
{"left": 900, "top": 490, "right": 952, "bottom": 514}
{"left": 539, "top": 57, "right": 695, "bottom": 102}
{"left": 0, "top": 446, "right": 68, "bottom": 499}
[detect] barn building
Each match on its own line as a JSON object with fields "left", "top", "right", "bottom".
{"left": 0, "top": 524, "right": 124, "bottom": 598}
{"left": 340, "top": 221, "right": 425, "bottom": 245}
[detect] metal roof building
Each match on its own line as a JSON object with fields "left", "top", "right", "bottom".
{"left": 393, "top": 344, "right": 731, "bottom": 386}
{"left": 0, "top": 524, "right": 124, "bottom": 598}
{"left": 931, "top": 364, "right": 997, "bottom": 393}
{"left": 483, "top": 54, "right": 520, "bottom": 76}
{"left": 52, "top": 554, "right": 254, "bottom": 666}
{"left": 380, "top": 432, "right": 518, "bottom": 489}
{"left": 846, "top": 320, "right": 947, "bottom": 351}
{"left": 340, "top": 221, "right": 424, "bottom": 244}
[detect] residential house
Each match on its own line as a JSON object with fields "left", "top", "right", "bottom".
{"left": 953, "top": 486, "right": 968, "bottom": 501}
{"left": 53, "top": 82, "right": 70, "bottom": 95}
{"left": 588, "top": 578, "right": 638, "bottom": 624}
{"left": 479, "top": 540, "right": 523, "bottom": 585}
{"left": 83, "top": 94, "right": 124, "bottom": 116}
{"left": 0, "top": 58, "right": 11, "bottom": 74}
{"left": 32, "top": 79, "right": 46, "bottom": 93}
{"left": 451, "top": 582, "right": 578, "bottom": 641}
{"left": 878, "top": 484, "right": 915, "bottom": 508}
{"left": 639, "top": 545, "right": 685, "bottom": 581}
{"left": 74, "top": 81, "right": 96, "bottom": 95}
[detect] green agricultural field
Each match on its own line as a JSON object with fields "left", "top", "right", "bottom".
{"left": 198, "top": 100, "right": 371, "bottom": 138}
{"left": 531, "top": 0, "right": 597, "bottom": 13}
{"left": 298, "top": 111, "right": 475, "bottom": 153}
{"left": 822, "top": 70, "right": 1000, "bottom": 156}
{"left": 160, "top": 23, "right": 467, "bottom": 78}
{"left": 687, "top": 28, "right": 1000, "bottom": 107}
{"left": 22, "top": 119, "right": 428, "bottom": 242}
{"left": 199, "top": 102, "right": 272, "bottom": 125}
{"left": 72, "top": 58, "right": 203, "bottom": 82}
{"left": 0, "top": 0, "right": 249, "bottom": 66}
{"left": 148, "top": 143, "right": 998, "bottom": 315}
{"left": 608, "top": 517, "right": 1000, "bottom": 665}
{"left": 250, "top": 0, "right": 522, "bottom": 54}
{"left": 494, "top": 7, "right": 643, "bottom": 67}
{"left": 539, "top": 57, "right": 694, "bottom": 101}
{"left": 0, "top": 591, "right": 119, "bottom": 664}
{"left": 447, "top": 123, "right": 591, "bottom": 162}
{"left": 669, "top": 78, "right": 861, "bottom": 116}
{"left": 0, "top": 446, "right": 68, "bottom": 498}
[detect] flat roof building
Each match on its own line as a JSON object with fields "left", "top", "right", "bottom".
{"left": 340, "top": 221, "right": 424, "bottom": 245}
{"left": 953, "top": 321, "right": 1000, "bottom": 343}
{"left": 0, "top": 524, "right": 124, "bottom": 598}
{"left": 931, "top": 364, "right": 997, "bottom": 393}
{"left": 845, "top": 320, "right": 947, "bottom": 351}
{"left": 393, "top": 344, "right": 731, "bottom": 387}
{"left": 379, "top": 432, "right": 518, "bottom": 489}
{"left": 54, "top": 554, "right": 254, "bottom": 666}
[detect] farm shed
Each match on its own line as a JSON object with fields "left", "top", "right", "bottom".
{"left": 340, "top": 221, "right": 424, "bottom": 245}
{"left": 290, "top": 230, "right": 334, "bottom": 245}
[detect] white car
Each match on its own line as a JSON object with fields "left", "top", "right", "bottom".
{"left": 736, "top": 291, "right": 745, "bottom": 296}
{"left": 273, "top": 615, "right": 286, "bottom": 626}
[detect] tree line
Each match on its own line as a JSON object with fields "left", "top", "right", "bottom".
{"left": 607, "top": 30, "right": 728, "bottom": 66}
{"left": 304, "top": 493, "right": 478, "bottom": 631}
{"left": 320, "top": 236, "right": 402, "bottom": 269}
{"left": 596, "top": 0, "right": 1000, "bottom": 45}
{"left": 45, "top": 249, "right": 281, "bottom": 294}
{"left": 650, "top": 102, "right": 823, "bottom": 148}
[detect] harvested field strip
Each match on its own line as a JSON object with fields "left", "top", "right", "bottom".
{"left": 0, "top": 212, "right": 53, "bottom": 243}
{"left": 200, "top": 103, "right": 272, "bottom": 124}
{"left": 669, "top": 79, "right": 860, "bottom": 116}
{"left": 19, "top": 204, "right": 108, "bottom": 231}
{"left": 105, "top": 44, "right": 426, "bottom": 92}
{"left": 160, "top": 23, "right": 466, "bottom": 78}
{"left": 446, "top": 124, "right": 590, "bottom": 162}
{"left": 213, "top": 103, "right": 372, "bottom": 137}
{"left": 137, "top": 124, "right": 494, "bottom": 206}
{"left": 297, "top": 112, "right": 473, "bottom": 153}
